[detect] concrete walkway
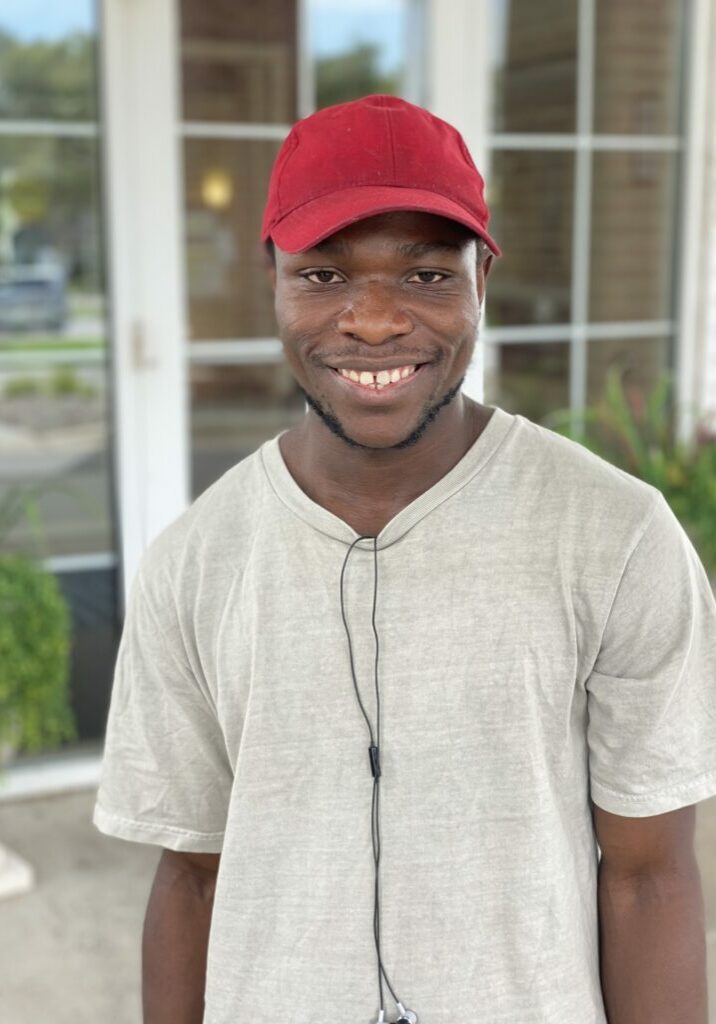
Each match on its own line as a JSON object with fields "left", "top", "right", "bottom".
{"left": 0, "top": 787, "right": 715, "bottom": 1022}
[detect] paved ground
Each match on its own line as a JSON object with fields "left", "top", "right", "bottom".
{"left": 0, "top": 787, "right": 715, "bottom": 1023}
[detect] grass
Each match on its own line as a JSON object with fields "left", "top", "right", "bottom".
{"left": 0, "top": 337, "right": 104, "bottom": 351}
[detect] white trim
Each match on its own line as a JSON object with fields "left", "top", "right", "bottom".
{"left": 0, "top": 753, "right": 101, "bottom": 803}
{"left": 488, "top": 133, "right": 681, "bottom": 152}
{"left": 427, "top": 0, "right": 490, "bottom": 401}
{"left": 42, "top": 552, "right": 117, "bottom": 574}
{"left": 188, "top": 338, "right": 284, "bottom": 363}
{"left": 404, "top": 0, "right": 428, "bottom": 107}
{"left": 674, "top": 0, "right": 712, "bottom": 445}
{"left": 181, "top": 121, "right": 290, "bottom": 140}
{"left": 296, "top": 0, "right": 315, "bottom": 118}
{"left": 485, "top": 321, "right": 673, "bottom": 345}
{"left": 702, "top": 7, "right": 716, "bottom": 425}
{"left": 427, "top": 0, "right": 490, "bottom": 176}
{"left": 100, "top": 0, "right": 190, "bottom": 611}
{"left": 0, "top": 121, "right": 98, "bottom": 137}
{"left": 569, "top": 0, "right": 596, "bottom": 421}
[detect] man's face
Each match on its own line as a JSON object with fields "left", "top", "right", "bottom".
{"left": 270, "top": 210, "right": 492, "bottom": 451}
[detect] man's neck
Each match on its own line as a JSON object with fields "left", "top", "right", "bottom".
{"left": 278, "top": 396, "right": 492, "bottom": 536}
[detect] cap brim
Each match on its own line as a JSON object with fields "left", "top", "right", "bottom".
{"left": 264, "top": 185, "right": 501, "bottom": 257}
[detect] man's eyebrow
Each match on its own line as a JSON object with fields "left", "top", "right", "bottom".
{"left": 396, "top": 241, "right": 466, "bottom": 258}
{"left": 313, "top": 237, "right": 349, "bottom": 254}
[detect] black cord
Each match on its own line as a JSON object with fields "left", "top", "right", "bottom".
{"left": 340, "top": 534, "right": 399, "bottom": 1016}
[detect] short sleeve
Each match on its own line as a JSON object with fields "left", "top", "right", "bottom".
{"left": 586, "top": 490, "right": 716, "bottom": 816}
{"left": 92, "top": 558, "right": 233, "bottom": 852}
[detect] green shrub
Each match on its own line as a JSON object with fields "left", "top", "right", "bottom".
{"left": 3, "top": 375, "right": 42, "bottom": 397}
{"left": 0, "top": 487, "right": 77, "bottom": 764}
{"left": 48, "top": 365, "right": 96, "bottom": 396}
{"left": 542, "top": 366, "right": 716, "bottom": 580}
{"left": 0, "top": 554, "right": 77, "bottom": 754}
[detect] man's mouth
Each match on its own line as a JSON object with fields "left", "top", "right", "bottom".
{"left": 329, "top": 363, "right": 428, "bottom": 393}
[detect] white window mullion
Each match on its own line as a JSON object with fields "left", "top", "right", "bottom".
{"left": 100, "top": 0, "right": 189, "bottom": 612}
{"left": 426, "top": 0, "right": 490, "bottom": 402}
{"left": 675, "top": 0, "right": 713, "bottom": 445}
{"left": 569, "top": 0, "right": 596, "bottom": 427}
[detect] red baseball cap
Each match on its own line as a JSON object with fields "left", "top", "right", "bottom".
{"left": 261, "top": 94, "right": 501, "bottom": 257}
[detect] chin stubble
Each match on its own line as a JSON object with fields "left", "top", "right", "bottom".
{"left": 295, "top": 374, "right": 466, "bottom": 451}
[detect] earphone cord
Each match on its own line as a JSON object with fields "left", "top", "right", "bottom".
{"left": 339, "top": 534, "right": 400, "bottom": 1017}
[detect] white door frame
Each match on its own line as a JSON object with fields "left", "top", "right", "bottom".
{"left": 99, "top": 0, "right": 189, "bottom": 611}
{"left": 427, "top": 0, "right": 490, "bottom": 403}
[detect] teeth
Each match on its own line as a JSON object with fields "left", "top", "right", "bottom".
{"left": 338, "top": 364, "right": 418, "bottom": 388}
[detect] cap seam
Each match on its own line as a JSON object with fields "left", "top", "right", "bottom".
{"left": 384, "top": 102, "right": 397, "bottom": 181}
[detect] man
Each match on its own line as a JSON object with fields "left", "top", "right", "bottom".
{"left": 93, "top": 95, "right": 715, "bottom": 1023}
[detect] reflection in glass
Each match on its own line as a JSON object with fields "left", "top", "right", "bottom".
{"left": 490, "top": 0, "right": 577, "bottom": 133}
{"left": 593, "top": 0, "right": 685, "bottom": 135}
{"left": 191, "top": 363, "right": 305, "bottom": 498}
{"left": 0, "top": 6, "right": 96, "bottom": 121}
{"left": 184, "top": 138, "right": 281, "bottom": 340}
{"left": 0, "top": 137, "right": 104, "bottom": 307}
{"left": 180, "top": 0, "right": 298, "bottom": 123}
{"left": 486, "top": 150, "right": 573, "bottom": 327}
{"left": 0, "top": 359, "right": 113, "bottom": 557}
{"left": 589, "top": 152, "right": 678, "bottom": 322}
{"left": 0, "top": 3, "right": 117, "bottom": 751}
{"left": 307, "top": 0, "right": 411, "bottom": 109}
{"left": 586, "top": 335, "right": 670, "bottom": 408}
{"left": 484, "top": 340, "right": 569, "bottom": 424}
{"left": 0, "top": 135, "right": 111, "bottom": 559}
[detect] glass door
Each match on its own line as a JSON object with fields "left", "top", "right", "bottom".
{"left": 0, "top": 0, "right": 120, "bottom": 751}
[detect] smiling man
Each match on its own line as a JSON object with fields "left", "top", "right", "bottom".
{"left": 93, "top": 95, "right": 716, "bottom": 1024}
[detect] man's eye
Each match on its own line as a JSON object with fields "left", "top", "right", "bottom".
{"left": 302, "top": 270, "right": 343, "bottom": 284}
{"left": 408, "top": 271, "right": 447, "bottom": 283}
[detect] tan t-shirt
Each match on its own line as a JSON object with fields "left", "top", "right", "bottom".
{"left": 93, "top": 404, "right": 716, "bottom": 1023}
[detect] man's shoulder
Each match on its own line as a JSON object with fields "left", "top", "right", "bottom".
{"left": 507, "top": 412, "right": 662, "bottom": 539}
{"left": 138, "top": 444, "right": 268, "bottom": 586}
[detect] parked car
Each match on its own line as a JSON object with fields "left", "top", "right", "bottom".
{"left": 0, "top": 264, "right": 68, "bottom": 332}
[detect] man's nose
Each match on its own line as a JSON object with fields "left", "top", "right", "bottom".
{"left": 336, "top": 283, "right": 413, "bottom": 345}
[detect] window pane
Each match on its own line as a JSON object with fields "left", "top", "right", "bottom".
{"left": 184, "top": 138, "right": 280, "bottom": 340}
{"left": 593, "top": 0, "right": 686, "bottom": 135}
{"left": 191, "top": 363, "right": 305, "bottom": 498}
{"left": 589, "top": 151, "right": 678, "bottom": 322}
{"left": 484, "top": 340, "right": 570, "bottom": 423}
{"left": 490, "top": 0, "right": 577, "bottom": 133}
{"left": 307, "top": 0, "right": 413, "bottom": 110}
{"left": 181, "top": 0, "right": 298, "bottom": 123}
{"left": 0, "top": 358, "right": 113, "bottom": 556}
{"left": 486, "top": 150, "right": 574, "bottom": 327}
{"left": 0, "top": 136, "right": 112, "bottom": 558}
{"left": 586, "top": 335, "right": 671, "bottom": 407}
{"left": 0, "top": 4, "right": 97, "bottom": 121}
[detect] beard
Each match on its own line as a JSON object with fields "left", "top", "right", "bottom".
{"left": 295, "top": 373, "right": 467, "bottom": 451}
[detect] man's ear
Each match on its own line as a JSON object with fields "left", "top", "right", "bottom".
{"left": 261, "top": 245, "right": 277, "bottom": 291}
{"left": 476, "top": 253, "right": 493, "bottom": 304}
